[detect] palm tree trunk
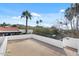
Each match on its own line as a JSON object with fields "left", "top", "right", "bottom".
{"left": 76, "top": 16, "right": 79, "bottom": 31}
{"left": 26, "top": 17, "right": 28, "bottom": 34}
{"left": 70, "top": 21, "right": 74, "bottom": 37}
{"left": 66, "top": 23, "right": 69, "bottom": 30}
{"left": 65, "top": 19, "right": 69, "bottom": 30}
{"left": 70, "top": 21, "right": 73, "bottom": 30}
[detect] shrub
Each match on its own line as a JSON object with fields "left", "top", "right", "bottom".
{"left": 33, "top": 27, "right": 60, "bottom": 39}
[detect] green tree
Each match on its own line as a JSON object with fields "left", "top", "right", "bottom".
{"left": 64, "top": 3, "right": 79, "bottom": 37}
{"left": 73, "top": 3, "right": 79, "bottom": 30}
{"left": 21, "top": 10, "right": 32, "bottom": 33}
{"left": 0, "top": 22, "right": 8, "bottom": 26}
{"left": 65, "top": 3, "right": 79, "bottom": 31}
{"left": 65, "top": 7, "right": 74, "bottom": 30}
{"left": 11, "top": 24, "right": 17, "bottom": 27}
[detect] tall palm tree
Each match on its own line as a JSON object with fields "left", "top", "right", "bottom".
{"left": 21, "top": 10, "right": 32, "bottom": 33}
{"left": 36, "top": 20, "right": 39, "bottom": 26}
{"left": 39, "top": 19, "right": 42, "bottom": 23}
{"left": 36, "top": 20, "right": 42, "bottom": 26}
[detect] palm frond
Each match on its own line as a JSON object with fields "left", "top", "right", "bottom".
{"left": 21, "top": 10, "right": 32, "bottom": 20}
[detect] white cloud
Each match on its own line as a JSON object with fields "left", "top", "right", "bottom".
{"left": 31, "top": 12, "right": 41, "bottom": 17}
{"left": 11, "top": 16, "right": 21, "bottom": 19}
{"left": 0, "top": 13, "right": 64, "bottom": 27}
{"left": 60, "top": 9, "right": 65, "bottom": 13}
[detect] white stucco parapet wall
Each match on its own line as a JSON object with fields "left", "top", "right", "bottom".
{"left": 63, "top": 37, "right": 79, "bottom": 55}
{"left": 7, "top": 34, "right": 63, "bottom": 48}
{"left": 0, "top": 34, "right": 79, "bottom": 56}
{"left": 0, "top": 34, "right": 63, "bottom": 56}
{"left": 0, "top": 37, "right": 7, "bottom": 56}
{"left": 31, "top": 34, "right": 63, "bottom": 48}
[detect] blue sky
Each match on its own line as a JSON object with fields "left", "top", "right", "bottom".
{"left": 0, "top": 3, "right": 71, "bottom": 27}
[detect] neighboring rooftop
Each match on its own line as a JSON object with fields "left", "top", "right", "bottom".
{"left": 0, "top": 26, "right": 19, "bottom": 32}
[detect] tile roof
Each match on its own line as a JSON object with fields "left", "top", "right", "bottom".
{"left": 0, "top": 26, "right": 19, "bottom": 32}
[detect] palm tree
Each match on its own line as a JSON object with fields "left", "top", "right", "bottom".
{"left": 21, "top": 10, "right": 32, "bottom": 33}
{"left": 36, "top": 20, "right": 42, "bottom": 26}
{"left": 36, "top": 20, "right": 39, "bottom": 26}
{"left": 39, "top": 19, "right": 42, "bottom": 23}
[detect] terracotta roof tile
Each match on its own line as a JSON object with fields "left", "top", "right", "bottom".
{"left": 0, "top": 27, "right": 19, "bottom": 31}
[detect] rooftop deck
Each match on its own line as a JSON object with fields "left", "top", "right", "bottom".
{"left": 5, "top": 39, "right": 66, "bottom": 56}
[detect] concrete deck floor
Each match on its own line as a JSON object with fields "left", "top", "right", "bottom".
{"left": 5, "top": 39, "right": 66, "bottom": 56}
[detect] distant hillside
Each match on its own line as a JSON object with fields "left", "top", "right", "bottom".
{"left": 0, "top": 23, "right": 35, "bottom": 30}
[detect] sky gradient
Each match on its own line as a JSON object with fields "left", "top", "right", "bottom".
{"left": 0, "top": 3, "right": 71, "bottom": 27}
